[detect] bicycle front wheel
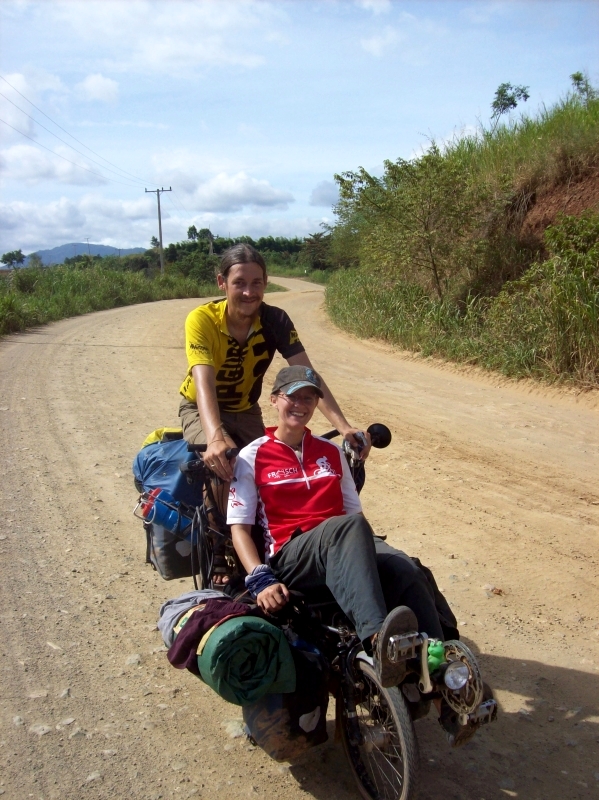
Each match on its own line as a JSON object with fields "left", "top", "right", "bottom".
{"left": 337, "top": 660, "right": 419, "bottom": 800}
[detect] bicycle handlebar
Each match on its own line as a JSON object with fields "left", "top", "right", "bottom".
{"left": 321, "top": 423, "right": 392, "bottom": 449}
{"left": 180, "top": 447, "right": 240, "bottom": 476}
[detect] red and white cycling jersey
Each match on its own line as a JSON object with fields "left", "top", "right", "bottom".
{"left": 227, "top": 426, "right": 362, "bottom": 558}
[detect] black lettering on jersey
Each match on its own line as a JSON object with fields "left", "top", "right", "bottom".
{"left": 216, "top": 365, "right": 245, "bottom": 382}
{"left": 252, "top": 340, "right": 269, "bottom": 357}
{"left": 216, "top": 384, "right": 244, "bottom": 403}
{"left": 253, "top": 355, "right": 271, "bottom": 378}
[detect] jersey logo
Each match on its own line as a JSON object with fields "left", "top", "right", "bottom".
{"left": 228, "top": 487, "right": 244, "bottom": 508}
{"left": 267, "top": 466, "right": 299, "bottom": 480}
{"left": 313, "top": 456, "right": 336, "bottom": 477}
{"left": 289, "top": 329, "right": 300, "bottom": 345}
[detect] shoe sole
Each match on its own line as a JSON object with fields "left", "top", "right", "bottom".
{"left": 375, "top": 605, "right": 419, "bottom": 688}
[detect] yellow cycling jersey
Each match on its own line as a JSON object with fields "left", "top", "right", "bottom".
{"left": 179, "top": 299, "right": 305, "bottom": 412}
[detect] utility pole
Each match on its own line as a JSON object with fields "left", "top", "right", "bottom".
{"left": 145, "top": 187, "right": 172, "bottom": 274}
{"left": 85, "top": 237, "right": 91, "bottom": 255}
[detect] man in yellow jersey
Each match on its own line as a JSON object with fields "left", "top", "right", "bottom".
{"left": 178, "top": 243, "right": 370, "bottom": 484}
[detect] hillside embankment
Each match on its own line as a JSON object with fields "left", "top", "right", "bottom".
{"left": 326, "top": 91, "right": 599, "bottom": 388}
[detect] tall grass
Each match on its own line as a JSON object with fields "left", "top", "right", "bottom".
{"left": 326, "top": 214, "right": 599, "bottom": 387}
{"left": 450, "top": 95, "right": 599, "bottom": 194}
{"left": 0, "top": 264, "right": 283, "bottom": 337}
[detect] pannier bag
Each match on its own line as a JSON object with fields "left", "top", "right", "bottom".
{"left": 242, "top": 639, "right": 329, "bottom": 761}
{"left": 132, "top": 429, "right": 203, "bottom": 580}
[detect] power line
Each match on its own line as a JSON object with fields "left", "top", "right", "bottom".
{"left": 0, "top": 73, "right": 155, "bottom": 185}
{"left": 0, "top": 116, "right": 143, "bottom": 187}
{"left": 170, "top": 188, "right": 189, "bottom": 213}
{"left": 0, "top": 90, "right": 145, "bottom": 188}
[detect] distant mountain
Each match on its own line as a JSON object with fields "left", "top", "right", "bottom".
{"left": 25, "top": 243, "right": 146, "bottom": 266}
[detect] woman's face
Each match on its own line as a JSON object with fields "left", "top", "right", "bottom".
{"left": 270, "top": 388, "right": 319, "bottom": 431}
{"left": 218, "top": 262, "right": 266, "bottom": 321}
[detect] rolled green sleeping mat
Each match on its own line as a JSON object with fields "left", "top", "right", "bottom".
{"left": 197, "top": 616, "right": 296, "bottom": 706}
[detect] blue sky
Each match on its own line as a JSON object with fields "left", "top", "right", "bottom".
{"left": 0, "top": 0, "right": 596, "bottom": 254}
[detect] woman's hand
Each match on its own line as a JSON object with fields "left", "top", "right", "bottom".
{"left": 256, "top": 582, "right": 290, "bottom": 613}
{"left": 204, "top": 437, "right": 236, "bottom": 481}
{"left": 343, "top": 428, "right": 372, "bottom": 460}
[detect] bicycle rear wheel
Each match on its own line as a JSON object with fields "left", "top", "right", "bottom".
{"left": 337, "top": 660, "right": 419, "bottom": 800}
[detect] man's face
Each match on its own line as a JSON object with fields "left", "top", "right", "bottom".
{"left": 218, "top": 262, "right": 266, "bottom": 321}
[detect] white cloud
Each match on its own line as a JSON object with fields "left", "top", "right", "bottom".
{"left": 150, "top": 157, "right": 295, "bottom": 212}
{"left": 355, "top": 0, "right": 391, "bottom": 15}
{"left": 192, "top": 172, "right": 294, "bottom": 212}
{"left": 0, "top": 193, "right": 318, "bottom": 253}
{"left": 361, "top": 26, "right": 400, "bottom": 57}
{"left": 0, "top": 194, "right": 157, "bottom": 252}
{"left": 51, "top": 0, "right": 281, "bottom": 76}
{"left": 75, "top": 73, "right": 119, "bottom": 103}
{"left": 0, "top": 144, "right": 107, "bottom": 186}
{"left": 309, "top": 180, "right": 339, "bottom": 208}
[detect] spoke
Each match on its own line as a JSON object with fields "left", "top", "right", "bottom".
{"left": 355, "top": 677, "right": 406, "bottom": 799}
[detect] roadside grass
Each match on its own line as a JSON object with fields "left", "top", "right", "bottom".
{"left": 326, "top": 214, "right": 599, "bottom": 387}
{"left": 266, "top": 264, "right": 332, "bottom": 284}
{"left": 0, "top": 265, "right": 285, "bottom": 337}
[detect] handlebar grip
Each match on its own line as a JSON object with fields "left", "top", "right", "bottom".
{"left": 186, "top": 444, "right": 240, "bottom": 460}
{"left": 180, "top": 448, "right": 240, "bottom": 475}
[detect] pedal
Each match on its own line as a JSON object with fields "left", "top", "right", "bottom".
{"left": 387, "top": 631, "right": 420, "bottom": 662}
{"left": 468, "top": 698, "right": 498, "bottom": 726}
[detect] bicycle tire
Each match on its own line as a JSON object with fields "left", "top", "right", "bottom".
{"left": 337, "top": 660, "right": 419, "bottom": 800}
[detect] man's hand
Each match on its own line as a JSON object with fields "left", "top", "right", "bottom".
{"left": 204, "top": 437, "right": 236, "bottom": 481}
{"left": 256, "top": 582, "right": 290, "bottom": 613}
{"left": 343, "top": 428, "right": 372, "bottom": 460}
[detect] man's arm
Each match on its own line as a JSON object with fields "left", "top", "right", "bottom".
{"left": 191, "top": 364, "right": 236, "bottom": 481}
{"left": 286, "top": 351, "right": 371, "bottom": 457}
{"left": 231, "top": 524, "right": 290, "bottom": 613}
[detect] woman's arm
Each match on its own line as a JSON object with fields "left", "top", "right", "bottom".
{"left": 231, "top": 524, "right": 290, "bottom": 613}
{"left": 191, "top": 364, "right": 236, "bottom": 481}
{"left": 286, "top": 351, "right": 372, "bottom": 457}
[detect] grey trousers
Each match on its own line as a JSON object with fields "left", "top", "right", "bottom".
{"left": 270, "top": 514, "right": 445, "bottom": 642}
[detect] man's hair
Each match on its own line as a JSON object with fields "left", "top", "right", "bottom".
{"left": 218, "top": 244, "right": 267, "bottom": 280}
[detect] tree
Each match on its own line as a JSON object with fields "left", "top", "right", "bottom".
{"left": 302, "top": 232, "right": 332, "bottom": 270}
{"left": 199, "top": 228, "right": 214, "bottom": 255}
{"left": 187, "top": 225, "right": 198, "bottom": 241}
{"left": 150, "top": 236, "right": 159, "bottom": 248}
{"left": 27, "top": 253, "right": 44, "bottom": 268}
{"left": 335, "top": 144, "right": 483, "bottom": 300}
{"left": 490, "top": 82, "right": 530, "bottom": 131}
{"left": 1, "top": 249, "right": 25, "bottom": 269}
{"left": 570, "top": 71, "right": 597, "bottom": 105}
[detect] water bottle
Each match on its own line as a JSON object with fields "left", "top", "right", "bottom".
{"left": 140, "top": 488, "right": 192, "bottom": 533}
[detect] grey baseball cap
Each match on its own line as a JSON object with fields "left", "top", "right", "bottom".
{"left": 271, "top": 365, "right": 324, "bottom": 398}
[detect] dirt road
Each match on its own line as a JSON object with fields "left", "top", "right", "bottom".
{"left": 1, "top": 277, "right": 598, "bottom": 800}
